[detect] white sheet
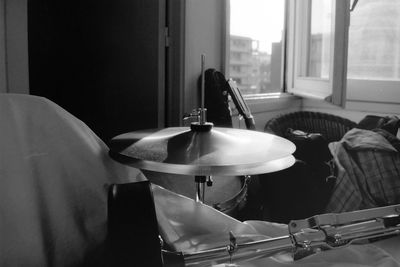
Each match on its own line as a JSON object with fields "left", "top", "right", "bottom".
{"left": 0, "top": 94, "right": 141, "bottom": 266}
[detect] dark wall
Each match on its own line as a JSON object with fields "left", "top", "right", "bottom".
{"left": 28, "top": 0, "right": 164, "bottom": 142}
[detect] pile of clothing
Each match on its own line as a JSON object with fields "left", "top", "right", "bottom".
{"left": 260, "top": 114, "right": 400, "bottom": 222}
{"left": 326, "top": 115, "right": 400, "bottom": 212}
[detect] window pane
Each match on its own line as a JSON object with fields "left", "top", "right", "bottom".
{"left": 347, "top": 0, "right": 400, "bottom": 80}
{"left": 229, "top": 0, "right": 285, "bottom": 95}
{"left": 306, "top": 0, "right": 332, "bottom": 79}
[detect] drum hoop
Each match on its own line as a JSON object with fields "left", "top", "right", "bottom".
{"left": 212, "top": 176, "right": 250, "bottom": 213}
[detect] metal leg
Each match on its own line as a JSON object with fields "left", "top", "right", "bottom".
{"left": 195, "top": 176, "right": 207, "bottom": 203}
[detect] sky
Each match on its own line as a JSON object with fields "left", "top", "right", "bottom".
{"left": 230, "top": 0, "right": 285, "bottom": 53}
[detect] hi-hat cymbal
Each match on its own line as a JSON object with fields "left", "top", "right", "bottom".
{"left": 109, "top": 127, "right": 296, "bottom": 176}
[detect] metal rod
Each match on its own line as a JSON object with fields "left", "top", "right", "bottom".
{"left": 350, "top": 0, "right": 359, "bottom": 11}
{"left": 200, "top": 54, "right": 206, "bottom": 110}
{"left": 172, "top": 224, "right": 400, "bottom": 266}
{"left": 195, "top": 176, "right": 206, "bottom": 203}
{"left": 289, "top": 204, "right": 400, "bottom": 233}
{"left": 195, "top": 182, "right": 204, "bottom": 203}
{"left": 162, "top": 204, "right": 400, "bottom": 266}
{"left": 182, "top": 235, "right": 294, "bottom": 266}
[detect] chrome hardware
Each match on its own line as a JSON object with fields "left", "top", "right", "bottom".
{"left": 178, "top": 204, "right": 400, "bottom": 266}
{"left": 227, "top": 231, "right": 238, "bottom": 263}
{"left": 182, "top": 109, "right": 201, "bottom": 122}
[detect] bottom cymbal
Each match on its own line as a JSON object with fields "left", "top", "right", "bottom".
{"left": 110, "top": 151, "right": 295, "bottom": 176}
{"left": 109, "top": 127, "right": 296, "bottom": 176}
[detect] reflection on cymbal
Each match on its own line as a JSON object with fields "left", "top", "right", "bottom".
{"left": 109, "top": 127, "right": 296, "bottom": 176}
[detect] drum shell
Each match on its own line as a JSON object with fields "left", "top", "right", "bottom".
{"left": 143, "top": 170, "right": 248, "bottom": 219}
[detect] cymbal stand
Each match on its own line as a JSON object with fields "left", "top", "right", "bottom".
{"left": 184, "top": 54, "right": 214, "bottom": 203}
{"left": 193, "top": 175, "right": 214, "bottom": 203}
{"left": 194, "top": 176, "right": 206, "bottom": 203}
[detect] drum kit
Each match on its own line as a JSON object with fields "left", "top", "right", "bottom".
{"left": 107, "top": 102, "right": 400, "bottom": 267}
{"left": 109, "top": 54, "right": 296, "bottom": 204}
{"left": 107, "top": 55, "right": 400, "bottom": 266}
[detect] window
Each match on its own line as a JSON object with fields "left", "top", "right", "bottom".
{"left": 226, "top": 0, "right": 400, "bottom": 107}
{"left": 346, "top": 0, "right": 400, "bottom": 103}
{"left": 287, "top": 0, "right": 349, "bottom": 106}
{"left": 305, "top": 0, "right": 332, "bottom": 79}
{"left": 348, "top": 1, "right": 400, "bottom": 80}
{"left": 228, "top": 0, "right": 285, "bottom": 95}
{"left": 288, "top": 0, "right": 400, "bottom": 106}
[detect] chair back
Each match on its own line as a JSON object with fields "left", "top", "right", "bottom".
{"left": 264, "top": 111, "right": 357, "bottom": 142}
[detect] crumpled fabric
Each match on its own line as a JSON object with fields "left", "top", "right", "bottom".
{"left": 325, "top": 128, "right": 400, "bottom": 213}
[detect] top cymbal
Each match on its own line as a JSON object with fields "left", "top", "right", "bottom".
{"left": 109, "top": 127, "right": 295, "bottom": 176}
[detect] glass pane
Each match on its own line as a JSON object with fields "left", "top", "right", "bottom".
{"left": 347, "top": 0, "right": 400, "bottom": 80}
{"left": 229, "top": 0, "right": 285, "bottom": 95}
{"left": 306, "top": 0, "right": 332, "bottom": 79}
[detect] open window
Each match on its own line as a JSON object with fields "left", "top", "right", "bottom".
{"left": 286, "top": 0, "right": 350, "bottom": 106}
{"left": 346, "top": 0, "right": 400, "bottom": 104}
{"left": 286, "top": 0, "right": 400, "bottom": 108}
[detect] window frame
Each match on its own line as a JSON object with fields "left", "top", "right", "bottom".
{"left": 224, "top": 0, "right": 287, "bottom": 97}
{"left": 347, "top": 79, "right": 400, "bottom": 103}
{"left": 345, "top": 0, "right": 400, "bottom": 104}
{"left": 0, "top": 0, "right": 30, "bottom": 94}
{"left": 286, "top": 0, "right": 350, "bottom": 106}
{"left": 288, "top": 0, "right": 400, "bottom": 107}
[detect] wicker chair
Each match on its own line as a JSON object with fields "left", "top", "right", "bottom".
{"left": 264, "top": 111, "right": 357, "bottom": 142}
{"left": 259, "top": 111, "right": 358, "bottom": 223}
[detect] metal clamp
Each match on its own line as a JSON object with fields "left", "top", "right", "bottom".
{"left": 183, "top": 109, "right": 201, "bottom": 122}
{"left": 227, "top": 231, "right": 238, "bottom": 263}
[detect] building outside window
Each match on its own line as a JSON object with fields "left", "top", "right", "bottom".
{"left": 228, "top": 0, "right": 285, "bottom": 95}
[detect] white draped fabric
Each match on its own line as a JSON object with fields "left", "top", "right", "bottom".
{"left": 0, "top": 94, "right": 141, "bottom": 266}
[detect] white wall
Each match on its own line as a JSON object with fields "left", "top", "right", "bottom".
{"left": 236, "top": 94, "right": 400, "bottom": 132}
{"left": 0, "top": 0, "right": 29, "bottom": 94}
{"left": 183, "top": 0, "right": 225, "bottom": 114}
{"left": 302, "top": 98, "right": 400, "bottom": 123}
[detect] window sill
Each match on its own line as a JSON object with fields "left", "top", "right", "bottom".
{"left": 242, "top": 93, "right": 301, "bottom": 114}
